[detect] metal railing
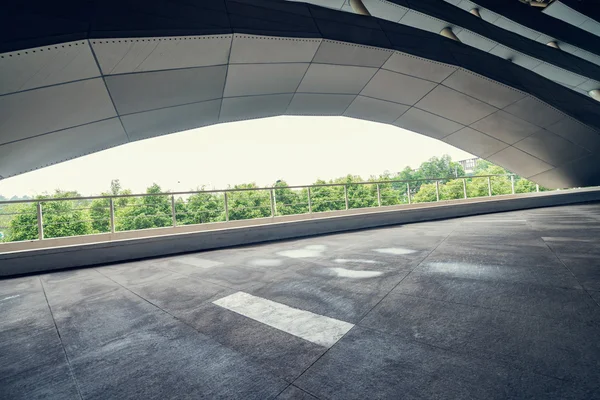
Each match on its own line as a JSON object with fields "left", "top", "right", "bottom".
{"left": 0, "top": 174, "right": 544, "bottom": 243}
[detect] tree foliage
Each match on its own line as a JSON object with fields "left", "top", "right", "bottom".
{"left": 0, "top": 155, "right": 550, "bottom": 243}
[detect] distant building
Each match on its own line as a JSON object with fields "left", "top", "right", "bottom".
{"left": 458, "top": 158, "right": 480, "bottom": 174}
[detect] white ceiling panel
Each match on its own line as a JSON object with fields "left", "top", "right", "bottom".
{"left": 503, "top": 96, "right": 565, "bottom": 128}
{"left": 527, "top": 168, "right": 569, "bottom": 189}
{"left": 399, "top": 10, "right": 462, "bottom": 35}
{"left": 455, "top": 30, "right": 498, "bottom": 52}
{"left": 543, "top": 2, "right": 588, "bottom": 26}
{"left": 286, "top": 93, "right": 356, "bottom": 115}
{"left": 91, "top": 35, "right": 232, "bottom": 75}
{"left": 469, "top": 110, "right": 540, "bottom": 145}
{"left": 122, "top": 99, "right": 221, "bottom": 141}
{"left": 360, "top": 69, "right": 437, "bottom": 106}
{"left": 493, "top": 17, "right": 541, "bottom": 40}
{"left": 297, "top": 64, "right": 377, "bottom": 94}
{"left": 0, "top": 118, "right": 127, "bottom": 178}
{"left": 312, "top": 40, "right": 393, "bottom": 68}
{"left": 363, "top": 0, "right": 409, "bottom": 22}
{"left": 546, "top": 117, "right": 600, "bottom": 151}
{"left": 488, "top": 146, "right": 553, "bottom": 178}
{"left": 455, "top": 0, "right": 477, "bottom": 13}
{"left": 415, "top": 85, "right": 497, "bottom": 125}
{"left": 0, "top": 78, "right": 116, "bottom": 145}
{"left": 230, "top": 35, "right": 321, "bottom": 64}
{"left": 443, "top": 127, "right": 509, "bottom": 158}
{"left": 442, "top": 69, "right": 526, "bottom": 109}
{"left": 106, "top": 65, "right": 227, "bottom": 115}
{"left": 579, "top": 19, "right": 600, "bottom": 36}
{"left": 394, "top": 107, "right": 464, "bottom": 139}
{"left": 344, "top": 96, "right": 409, "bottom": 123}
{"left": 577, "top": 79, "right": 600, "bottom": 92}
{"left": 0, "top": 41, "right": 99, "bottom": 96}
{"left": 456, "top": 1, "right": 500, "bottom": 23}
{"left": 532, "top": 63, "right": 587, "bottom": 87}
{"left": 487, "top": 46, "right": 541, "bottom": 70}
{"left": 224, "top": 63, "right": 309, "bottom": 97}
{"left": 535, "top": 34, "right": 579, "bottom": 55}
{"left": 220, "top": 94, "right": 293, "bottom": 122}
{"left": 382, "top": 52, "right": 456, "bottom": 83}
{"left": 572, "top": 50, "right": 600, "bottom": 67}
{"left": 514, "top": 129, "right": 590, "bottom": 166}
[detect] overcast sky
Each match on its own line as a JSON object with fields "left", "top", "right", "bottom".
{"left": 0, "top": 116, "right": 473, "bottom": 197}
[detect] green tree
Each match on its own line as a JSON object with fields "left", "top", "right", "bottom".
{"left": 227, "top": 183, "right": 271, "bottom": 220}
{"left": 183, "top": 188, "right": 226, "bottom": 224}
{"left": 441, "top": 179, "right": 466, "bottom": 200}
{"left": 273, "top": 180, "right": 307, "bottom": 216}
{"left": 7, "top": 191, "right": 91, "bottom": 241}
{"left": 117, "top": 183, "right": 171, "bottom": 231}
{"left": 413, "top": 183, "right": 438, "bottom": 203}
{"left": 89, "top": 179, "right": 132, "bottom": 233}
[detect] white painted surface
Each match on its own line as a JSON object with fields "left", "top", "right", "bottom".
{"left": 329, "top": 268, "right": 383, "bottom": 278}
{"left": 374, "top": 248, "right": 416, "bottom": 255}
{"left": 0, "top": 295, "right": 20, "bottom": 303}
{"left": 277, "top": 245, "right": 326, "bottom": 258}
{"left": 334, "top": 259, "right": 381, "bottom": 264}
{"left": 248, "top": 259, "right": 283, "bottom": 267}
{"left": 213, "top": 292, "right": 353, "bottom": 347}
{"left": 174, "top": 256, "right": 222, "bottom": 268}
{"left": 542, "top": 237, "right": 597, "bottom": 242}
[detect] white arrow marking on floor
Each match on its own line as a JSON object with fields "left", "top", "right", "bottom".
{"left": 213, "top": 292, "right": 353, "bottom": 347}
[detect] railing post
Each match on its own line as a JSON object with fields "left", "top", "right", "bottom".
{"left": 376, "top": 183, "right": 382, "bottom": 207}
{"left": 307, "top": 187, "right": 312, "bottom": 214}
{"left": 344, "top": 185, "right": 349, "bottom": 210}
{"left": 36, "top": 202, "right": 44, "bottom": 240}
{"left": 487, "top": 176, "right": 492, "bottom": 197}
{"left": 511, "top": 175, "right": 515, "bottom": 194}
{"left": 407, "top": 183, "right": 411, "bottom": 204}
{"left": 435, "top": 180, "right": 440, "bottom": 202}
{"left": 270, "top": 189, "right": 276, "bottom": 217}
{"left": 536, "top": 184, "right": 540, "bottom": 193}
{"left": 463, "top": 178, "right": 467, "bottom": 199}
{"left": 171, "top": 195, "right": 176, "bottom": 227}
{"left": 224, "top": 192, "right": 229, "bottom": 221}
{"left": 109, "top": 198, "right": 115, "bottom": 233}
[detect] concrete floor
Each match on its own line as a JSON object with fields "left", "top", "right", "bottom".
{"left": 1, "top": 203, "right": 600, "bottom": 399}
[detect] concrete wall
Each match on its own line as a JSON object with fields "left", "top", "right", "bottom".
{"left": 1, "top": 188, "right": 599, "bottom": 278}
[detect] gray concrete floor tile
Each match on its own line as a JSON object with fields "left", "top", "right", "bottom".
{"left": 0, "top": 363, "right": 80, "bottom": 400}
{"left": 295, "top": 327, "right": 587, "bottom": 400}
{"left": 276, "top": 385, "right": 319, "bottom": 399}
{"left": 394, "top": 273, "right": 600, "bottom": 323}
{"left": 359, "top": 292, "right": 600, "bottom": 386}
{"left": 181, "top": 302, "right": 326, "bottom": 382}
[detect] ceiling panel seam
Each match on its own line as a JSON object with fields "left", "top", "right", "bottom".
{"left": 118, "top": 97, "right": 224, "bottom": 118}
{"left": 87, "top": 39, "right": 130, "bottom": 142}
{"left": 0, "top": 117, "right": 118, "bottom": 148}
{"left": 340, "top": 48, "right": 395, "bottom": 115}
{"left": 217, "top": 35, "right": 234, "bottom": 122}
{"left": 282, "top": 38, "right": 324, "bottom": 114}
{"left": 0, "top": 76, "right": 99, "bottom": 99}
{"left": 389, "top": 82, "right": 441, "bottom": 126}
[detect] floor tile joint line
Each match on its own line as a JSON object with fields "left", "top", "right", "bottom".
{"left": 39, "top": 276, "right": 85, "bottom": 400}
